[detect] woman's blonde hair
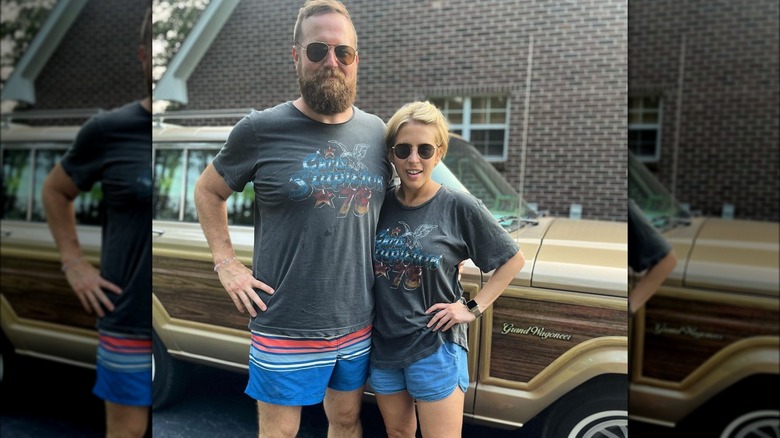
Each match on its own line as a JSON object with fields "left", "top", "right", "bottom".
{"left": 385, "top": 101, "right": 449, "bottom": 158}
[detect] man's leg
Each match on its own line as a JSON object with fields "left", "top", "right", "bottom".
{"left": 257, "top": 401, "right": 302, "bottom": 438}
{"left": 325, "top": 326, "right": 373, "bottom": 437}
{"left": 323, "top": 387, "right": 364, "bottom": 438}
{"left": 105, "top": 402, "right": 149, "bottom": 438}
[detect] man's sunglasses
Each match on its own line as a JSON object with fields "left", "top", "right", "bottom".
{"left": 297, "top": 42, "right": 357, "bottom": 65}
{"left": 392, "top": 143, "right": 438, "bottom": 160}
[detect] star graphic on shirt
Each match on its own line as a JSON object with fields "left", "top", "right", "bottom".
{"left": 314, "top": 189, "right": 335, "bottom": 208}
{"left": 324, "top": 146, "right": 336, "bottom": 158}
{"left": 374, "top": 261, "right": 390, "bottom": 278}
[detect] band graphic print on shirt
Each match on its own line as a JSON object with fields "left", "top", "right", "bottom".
{"left": 288, "top": 140, "right": 385, "bottom": 217}
{"left": 374, "top": 221, "right": 443, "bottom": 290}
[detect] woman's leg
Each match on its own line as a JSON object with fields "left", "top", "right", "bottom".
{"left": 416, "top": 388, "right": 465, "bottom": 438}
{"left": 376, "top": 391, "right": 418, "bottom": 438}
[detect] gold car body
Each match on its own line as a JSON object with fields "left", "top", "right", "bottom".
{"left": 1, "top": 123, "right": 100, "bottom": 369}
{"left": 629, "top": 216, "right": 779, "bottom": 426}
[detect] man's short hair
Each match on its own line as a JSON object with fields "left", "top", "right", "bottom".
{"left": 293, "top": 0, "right": 357, "bottom": 47}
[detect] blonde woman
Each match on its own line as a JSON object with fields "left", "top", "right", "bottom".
{"left": 370, "top": 101, "right": 525, "bottom": 437}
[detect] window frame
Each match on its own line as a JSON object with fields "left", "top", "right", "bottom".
{"left": 430, "top": 95, "right": 511, "bottom": 162}
{"left": 628, "top": 96, "right": 663, "bottom": 163}
{"left": 153, "top": 141, "right": 221, "bottom": 224}
{"left": 152, "top": 140, "right": 254, "bottom": 226}
{"left": 1, "top": 140, "right": 103, "bottom": 225}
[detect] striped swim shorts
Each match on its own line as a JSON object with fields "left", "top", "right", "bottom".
{"left": 245, "top": 324, "right": 372, "bottom": 406}
{"left": 92, "top": 330, "right": 152, "bottom": 406}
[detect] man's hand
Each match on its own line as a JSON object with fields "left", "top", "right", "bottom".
{"left": 194, "top": 165, "right": 274, "bottom": 317}
{"left": 63, "top": 259, "right": 122, "bottom": 318}
{"left": 216, "top": 261, "right": 274, "bottom": 317}
{"left": 42, "top": 164, "right": 121, "bottom": 317}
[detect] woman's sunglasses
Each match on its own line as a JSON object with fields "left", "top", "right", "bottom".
{"left": 392, "top": 143, "right": 438, "bottom": 160}
{"left": 297, "top": 42, "right": 357, "bottom": 65}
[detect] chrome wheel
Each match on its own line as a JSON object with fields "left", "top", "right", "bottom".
{"left": 569, "top": 410, "right": 628, "bottom": 438}
{"left": 721, "top": 410, "right": 780, "bottom": 438}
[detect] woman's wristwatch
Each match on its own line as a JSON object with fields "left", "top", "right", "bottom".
{"left": 461, "top": 297, "right": 483, "bottom": 318}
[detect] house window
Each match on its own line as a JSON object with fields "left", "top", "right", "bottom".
{"left": 628, "top": 96, "right": 662, "bottom": 162}
{"left": 429, "top": 96, "right": 510, "bottom": 161}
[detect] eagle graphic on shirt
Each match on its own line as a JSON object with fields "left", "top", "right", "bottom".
{"left": 288, "top": 140, "right": 385, "bottom": 218}
{"left": 374, "top": 221, "right": 443, "bottom": 290}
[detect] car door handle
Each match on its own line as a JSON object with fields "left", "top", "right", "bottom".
{"left": 152, "top": 229, "right": 165, "bottom": 237}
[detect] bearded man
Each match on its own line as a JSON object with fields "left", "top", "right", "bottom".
{"left": 193, "top": 1, "right": 392, "bottom": 437}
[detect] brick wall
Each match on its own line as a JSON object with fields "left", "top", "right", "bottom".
{"left": 181, "top": 0, "right": 628, "bottom": 221}
{"left": 31, "top": 0, "right": 148, "bottom": 115}
{"left": 629, "top": 0, "right": 779, "bottom": 221}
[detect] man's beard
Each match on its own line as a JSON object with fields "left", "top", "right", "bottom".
{"left": 298, "top": 66, "right": 356, "bottom": 116}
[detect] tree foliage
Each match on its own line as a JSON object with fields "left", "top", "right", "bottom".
{"left": 152, "top": 0, "right": 209, "bottom": 84}
{"left": 152, "top": 0, "right": 209, "bottom": 111}
{"left": 1, "top": 0, "right": 209, "bottom": 88}
{"left": 0, "top": 0, "right": 208, "bottom": 112}
{"left": 0, "top": 0, "right": 57, "bottom": 89}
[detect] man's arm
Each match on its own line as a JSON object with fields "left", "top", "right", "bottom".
{"left": 194, "top": 163, "right": 273, "bottom": 317}
{"left": 629, "top": 250, "right": 677, "bottom": 315}
{"left": 627, "top": 199, "right": 677, "bottom": 316}
{"left": 41, "top": 163, "right": 121, "bottom": 317}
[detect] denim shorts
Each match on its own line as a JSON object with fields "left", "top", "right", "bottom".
{"left": 92, "top": 330, "right": 152, "bottom": 406}
{"left": 245, "top": 325, "right": 372, "bottom": 406}
{"left": 368, "top": 342, "right": 469, "bottom": 402}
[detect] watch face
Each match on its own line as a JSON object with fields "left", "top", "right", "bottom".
{"left": 467, "top": 300, "right": 478, "bottom": 310}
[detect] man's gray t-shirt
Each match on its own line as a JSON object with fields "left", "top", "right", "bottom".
{"left": 212, "top": 102, "right": 392, "bottom": 337}
{"left": 371, "top": 185, "right": 520, "bottom": 369}
{"left": 60, "top": 101, "right": 152, "bottom": 336}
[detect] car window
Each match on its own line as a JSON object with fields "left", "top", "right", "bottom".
{"left": 628, "top": 151, "right": 690, "bottom": 230}
{"left": 152, "top": 142, "right": 254, "bottom": 226}
{"left": 1, "top": 142, "right": 102, "bottom": 225}
{"left": 443, "top": 135, "right": 538, "bottom": 231}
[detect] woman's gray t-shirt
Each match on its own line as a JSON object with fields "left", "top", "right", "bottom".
{"left": 212, "top": 102, "right": 392, "bottom": 337}
{"left": 371, "top": 185, "right": 520, "bottom": 369}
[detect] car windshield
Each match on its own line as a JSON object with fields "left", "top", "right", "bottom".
{"left": 436, "top": 134, "right": 538, "bottom": 232}
{"left": 628, "top": 151, "right": 691, "bottom": 230}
